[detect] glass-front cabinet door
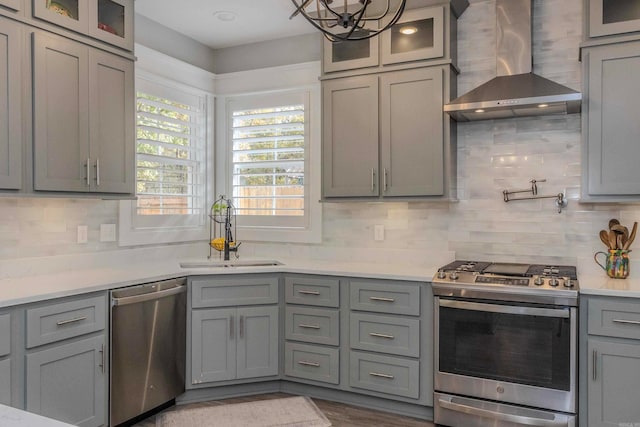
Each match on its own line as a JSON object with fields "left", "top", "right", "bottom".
{"left": 89, "top": 0, "right": 133, "bottom": 51}
{"left": 323, "top": 29, "right": 379, "bottom": 73}
{"left": 381, "top": 6, "right": 443, "bottom": 65}
{"left": 589, "top": 0, "right": 640, "bottom": 37}
{"left": 33, "top": 0, "right": 88, "bottom": 34}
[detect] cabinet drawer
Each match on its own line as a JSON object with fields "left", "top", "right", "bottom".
{"left": 284, "top": 342, "right": 339, "bottom": 385}
{"left": 191, "top": 276, "right": 278, "bottom": 308}
{"left": 588, "top": 297, "right": 640, "bottom": 339}
{"left": 350, "top": 281, "right": 420, "bottom": 316}
{"left": 285, "top": 307, "right": 339, "bottom": 346}
{"left": 285, "top": 276, "right": 339, "bottom": 308}
{"left": 0, "top": 313, "right": 10, "bottom": 357}
{"left": 349, "top": 351, "right": 419, "bottom": 398}
{"left": 26, "top": 295, "right": 106, "bottom": 348}
{"left": 0, "top": 357, "right": 9, "bottom": 406}
{"left": 350, "top": 312, "right": 419, "bottom": 357}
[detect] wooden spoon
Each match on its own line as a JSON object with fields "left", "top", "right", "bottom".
{"left": 618, "top": 234, "right": 624, "bottom": 250}
{"left": 609, "top": 218, "right": 620, "bottom": 230}
{"left": 599, "top": 230, "right": 611, "bottom": 249}
{"left": 623, "top": 222, "right": 638, "bottom": 250}
{"left": 609, "top": 230, "right": 618, "bottom": 249}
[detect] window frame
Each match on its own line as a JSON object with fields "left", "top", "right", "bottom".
{"left": 119, "top": 46, "right": 214, "bottom": 247}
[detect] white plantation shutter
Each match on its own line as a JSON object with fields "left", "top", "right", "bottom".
{"left": 229, "top": 92, "right": 309, "bottom": 228}
{"left": 134, "top": 77, "right": 207, "bottom": 228}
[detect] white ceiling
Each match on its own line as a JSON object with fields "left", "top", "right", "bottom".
{"left": 135, "top": 0, "right": 319, "bottom": 49}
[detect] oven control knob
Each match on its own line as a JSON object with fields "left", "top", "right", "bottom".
{"left": 437, "top": 270, "right": 447, "bottom": 279}
{"left": 564, "top": 278, "right": 573, "bottom": 288}
{"left": 449, "top": 271, "right": 459, "bottom": 280}
{"left": 534, "top": 276, "right": 545, "bottom": 286}
{"left": 549, "top": 278, "right": 560, "bottom": 287}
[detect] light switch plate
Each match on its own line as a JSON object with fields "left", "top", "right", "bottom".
{"left": 374, "top": 224, "right": 385, "bottom": 241}
{"left": 77, "top": 225, "right": 88, "bottom": 244}
{"left": 100, "top": 224, "right": 117, "bottom": 242}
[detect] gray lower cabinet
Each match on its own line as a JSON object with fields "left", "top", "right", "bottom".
{"left": 284, "top": 342, "right": 339, "bottom": 385}
{"left": 32, "top": 30, "right": 134, "bottom": 195}
{"left": 582, "top": 295, "right": 640, "bottom": 426}
{"left": 26, "top": 335, "right": 105, "bottom": 427}
{"left": 0, "top": 312, "right": 10, "bottom": 406}
{"left": 349, "top": 351, "right": 420, "bottom": 399}
{"left": 322, "top": 67, "right": 450, "bottom": 199}
{"left": 191, "top": 305, "right": 279, "bottom": 385}
{"left": 582, "top": 40, "right": 640, "bottom": 200}
{"left": 0, "top": 15, "right": 21, "bottom": 190}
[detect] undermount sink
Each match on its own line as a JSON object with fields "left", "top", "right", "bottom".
{"left": 179, "top": 259, "right": 283, "bottom": 268}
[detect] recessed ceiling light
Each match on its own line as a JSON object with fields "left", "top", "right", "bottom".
{"left": 213, "top": 10, "right": 237, "bottom": 22}
{"left": 538, "top": 103, "right": 549, "bottom": 108}
{"left": 475, "top": 109, "right": 485, "bottom": 113}
{"left": 399, "top": 26, "right": 418, "bottom": 35}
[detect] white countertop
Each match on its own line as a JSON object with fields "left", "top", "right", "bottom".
{"left": 0, "top": 257, "right": 639, "bottom": 307}
{"left": 0, "top": 405, "right": 74, "bottom": 427}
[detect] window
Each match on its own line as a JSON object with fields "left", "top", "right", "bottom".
{"left": 224, "top": 89, "right": 321, "bottom": 242}
{"left": 119, "top": 68, "right": 211, "bottom": 246}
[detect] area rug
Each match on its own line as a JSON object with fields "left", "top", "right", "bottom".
{"left": 156, "top": 396, "right": 331, "bottom": 427}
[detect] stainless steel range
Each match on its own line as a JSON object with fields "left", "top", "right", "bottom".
{"left": 432, "top": 261, "right": 578, "bottom": 427}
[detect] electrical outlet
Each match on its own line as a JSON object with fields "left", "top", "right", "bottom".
{"left": 100, "top": 224, "right": 117, "bottom": 242}
{"left": 374, "top": 224, "right": 385, "bottom": 241}
{"left": 77, "top": 225, "right": 88, "bottom": 244}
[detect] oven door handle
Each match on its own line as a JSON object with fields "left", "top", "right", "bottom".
{"left": 439, "top": 299, "right": 570, "bottom": 318}
{"left": 438, "top": 398, "right": 570, "bottom": 427}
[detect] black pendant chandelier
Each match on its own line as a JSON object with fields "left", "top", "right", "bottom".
{"left": 290, "top": 0, "right": 407, "bottom": 42}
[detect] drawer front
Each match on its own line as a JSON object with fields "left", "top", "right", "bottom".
{"left": 0, "top": 357, "right": 9, "bottom": 406}
{"left": 284, "top": 342, "right": 339, "bottom": 385}
{"left": 350, "top": 312, "right": 420, "bottom": 357}
{"left": 285, "top": 276, "right": 339, "bottom": 308}
{"left": 588, "top": 297, "right": 640, "bottom": 339}
{"left": 350, "top": 280, "right": 420, "bottom": 316}
{"left": 0, "top": 313, "right": 10, "bottom": 357}
{"left": 26, "top": 295, "right": 106, "bottom": 348}
{"left": 191, "top": 276, "right": 279, "bottom": 308}
{"left": 285, "top": 306, "right": 339, "bottom": 346}
{"left": 349, "top": 351, "right": 419, "bottom": 399}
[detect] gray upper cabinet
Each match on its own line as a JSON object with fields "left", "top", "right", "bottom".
{"left": 0, "top": 16, "right": 21, "bottom": 190}
{"left": 26, "top": 335, "right": 105, "bottom": 427}
{"left": 32, "top": 0, "right": 134, "bottom": 51}
{"left": 33, "top": 30, "right": 134, "bottom": 194}
{"left": 323, "top": 30, "right": 379, "bottom": 73}
{"left": 380, "top": 67, "right": 444, "bottom": 197}
{"left": 0, "top": 0, "right": 22, "bottom": 12}
{"left": 583, "top": 40, "right": 640, "bottom": 199}
{"left": 322, "top": 74, "right": 379, "bottom": 198}
{"left": 588, "top": 0, "right": 640, "bottom": 38}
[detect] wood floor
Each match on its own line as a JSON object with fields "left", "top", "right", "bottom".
{"left": 133, "top": 392, "right": 435, "bottom": 427}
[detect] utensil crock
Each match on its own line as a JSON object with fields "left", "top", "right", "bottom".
{"left": 594, "top": 249, "right": 631, "bottom": 279}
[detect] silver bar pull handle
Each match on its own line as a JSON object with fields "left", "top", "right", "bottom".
{"left": 85, "top": 159, "right": 91, "bottom": 186}
{"left": 57, "top": 316, "right": 87, "bottom": 326}
{"left": 230, "top": 315, "right": 234, "bottom": 339}
{"left": 369, "top": 332, "right": 394, "bottom": 339}
{"left": 369, "top": 372, "right": 394, "bottom": 379}
{"left": 613, "top": 319, "right": 640, "bottom": 325}
{"left": 298, "top": 290, "right": 320, "bottom": 296}
{"left": 239, "top": 315, "right": 244, "bottom": 339}
{"left": 299, "top": 324, "right": 321, "bottom": 330}
{"left": 112, "top": 284, "right": 186, "bottom": 306}
{"left": 383, "top": 168, "right": 388, "bottom": 192}
{"left": 94, "top": 158, "right": 100, "bottom": 186}
{"left": 369, "top": 296, "right": 395, "bottom": 303}
{"left": 99, "top": 344, "right": 104, "bottom": 374}
{"left": 593, "top": 350, "right": 597, "bottom": 381}
{"left": 297, "top": 360, "right": 320, "bottom": 367}
{"left": 438, "top": 398, "right": 568, "bottom": 427}
{"left": 371, "top": 168, "right": 376, "bottom": 192}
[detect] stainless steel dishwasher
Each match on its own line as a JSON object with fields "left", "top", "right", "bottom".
{"left": 110, "top": 277, "right": 187, "bottom": 426}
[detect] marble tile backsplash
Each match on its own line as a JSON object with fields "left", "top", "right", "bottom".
{"left": 1, "top": 0, "right": 639, "bottom": 280}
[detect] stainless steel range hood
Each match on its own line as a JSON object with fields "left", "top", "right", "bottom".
{"left": 444, "top": 0, "right": 581, "bottom": 122}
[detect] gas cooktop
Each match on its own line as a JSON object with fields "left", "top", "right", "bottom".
{"left": 432, "top": 260, "right": 579, "bottom": 305}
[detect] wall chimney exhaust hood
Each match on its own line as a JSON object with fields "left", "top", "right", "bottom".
{"left": 444, "top": 0, "right": 581, "bottom": 122}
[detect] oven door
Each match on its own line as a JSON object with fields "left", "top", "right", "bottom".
{"left": 435, "top": 297, "right": 576, "bottom": 413}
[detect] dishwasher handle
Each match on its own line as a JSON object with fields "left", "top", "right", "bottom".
{"left": 112, "top": 280, "right": 187, "bottom": 306}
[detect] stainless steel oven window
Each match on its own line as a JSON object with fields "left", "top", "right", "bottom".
{"left": 436, "top": 298, "right": 573, "bottom": 391}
